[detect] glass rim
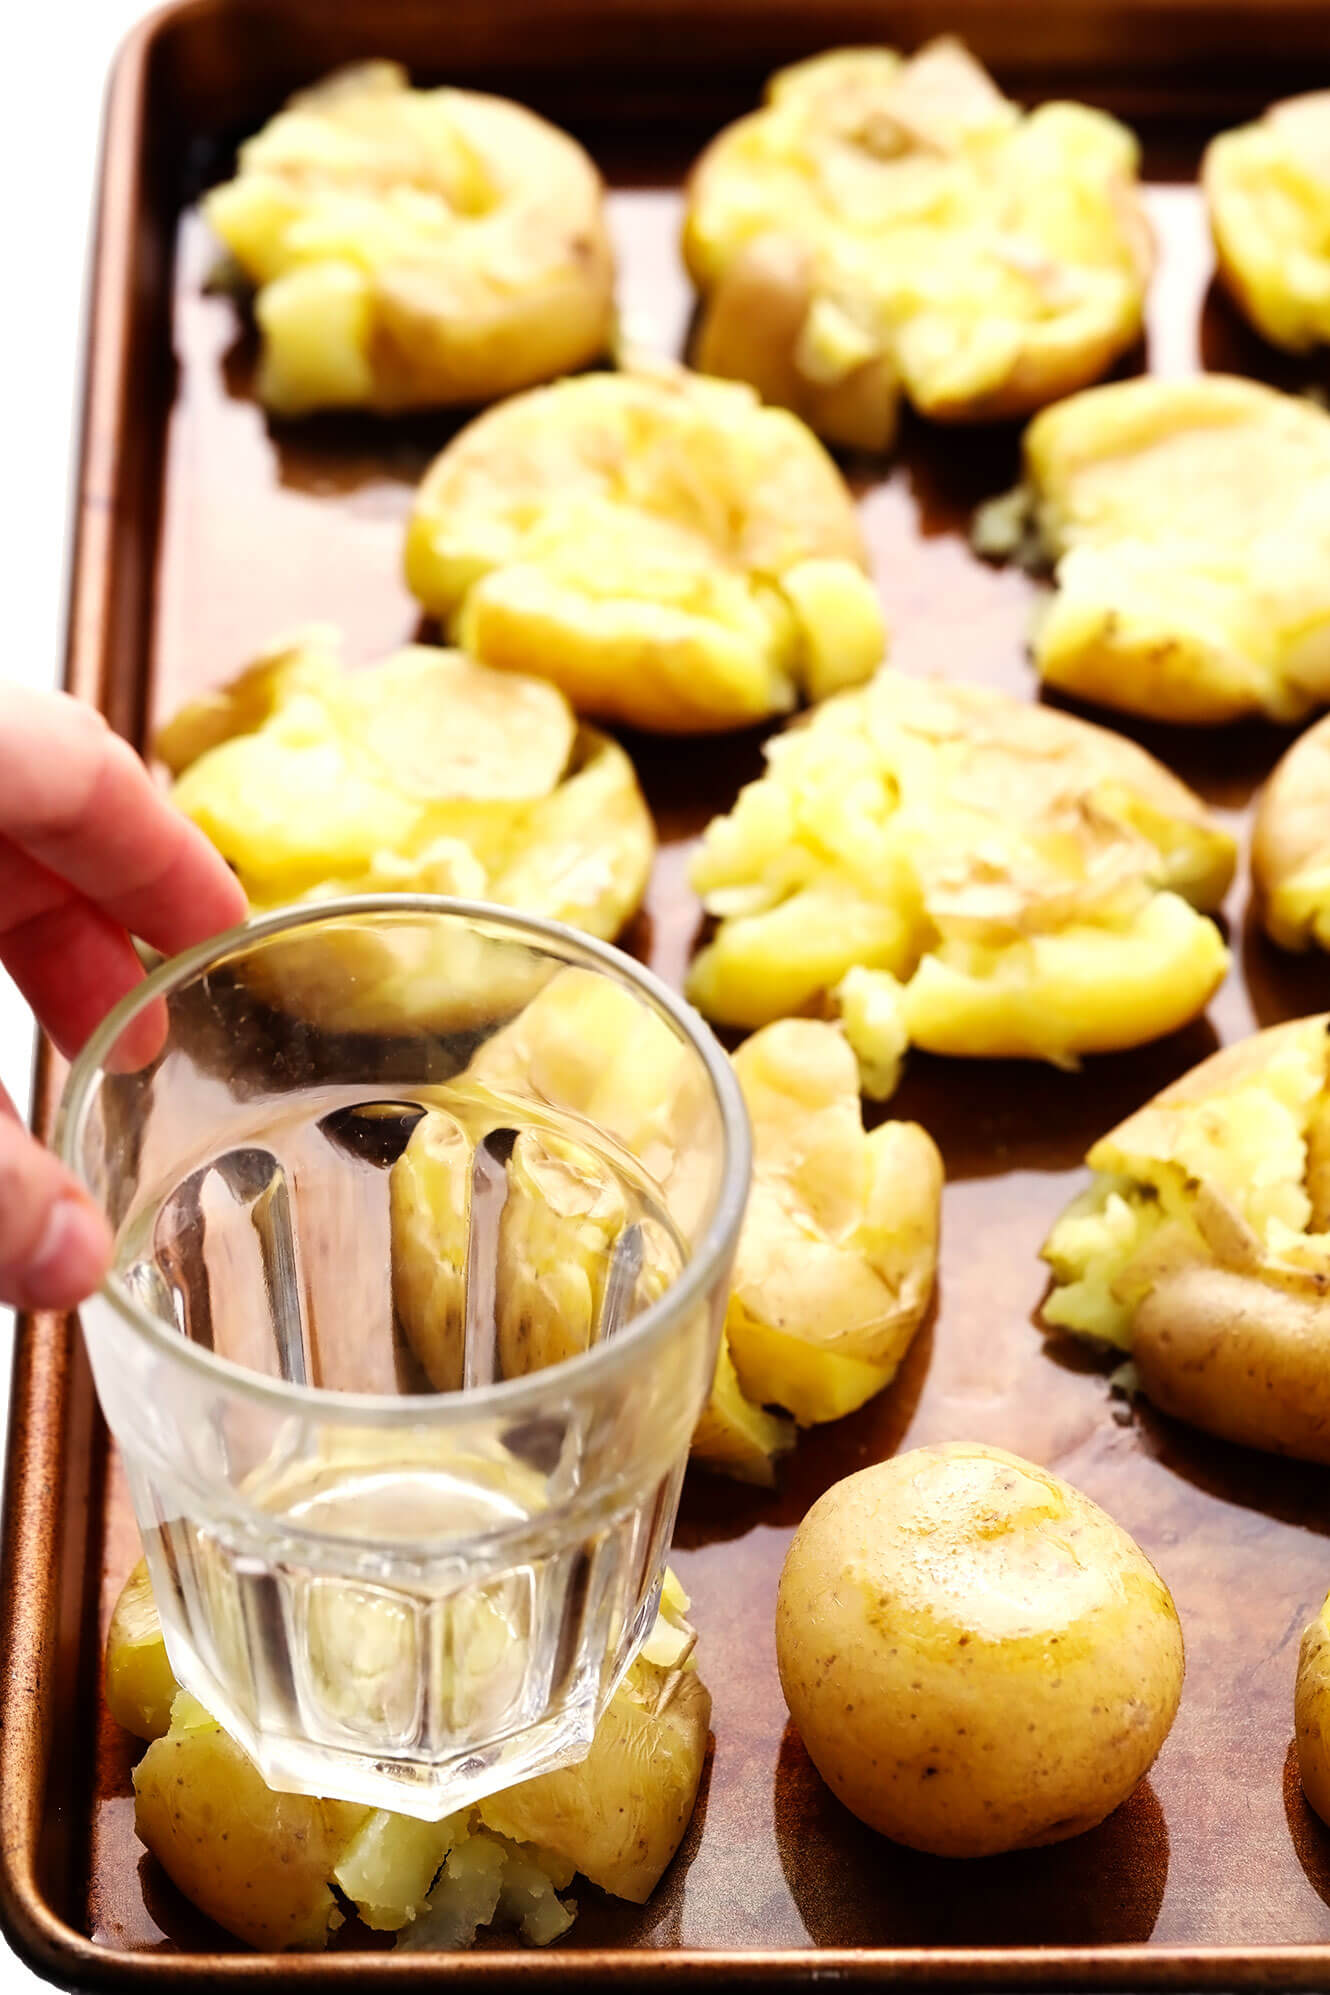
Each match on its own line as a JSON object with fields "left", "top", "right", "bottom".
{"left": 56, "top": 894, "right": 752, "bottom": 1427}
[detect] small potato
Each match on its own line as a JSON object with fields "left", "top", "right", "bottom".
{"left": 1253, "top": 712, "right": 1330, "bottom": 951}
{"left": 1042, "top": 1014, "right": 1330, "bottom": 1463}
{"left": 1205, "top": 93, "right": 1330, "bottom": 354}
{"left": 112, "top": 1559, "right": 708, "bottom": 1948}
{"left": 163, "top": 629, "right": 653, "bottom": 944}
{"left": 687, "top": 671, "right": 1233, "bottom": 1095}
{"left": 1006, "top": 375, "right": 1330, "bottom": 726}
{"left": 684, "top": 39, "right": 1150, "bottom": 444}
{"left": 776, "top": 1443, "right": 1183, "bottom": 1858}
{"left": 204, "top": 63, "right": 614, "bottom": 416}
{"left": 1297, "top": 1592, "right": 1330, "bottom": 1828}
{"left": 404, "top": 364, "right": 885, "bottom": 734}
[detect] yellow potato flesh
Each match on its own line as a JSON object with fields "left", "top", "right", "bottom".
{"left": 687, "top": 671, "right": 1233, "bottom": 1094}
{"left": 112, "top": 1559, "right": 708, "bottom": 1948}
{"left": 1041, "top": 1015, "right": 1330, "bottom": 1462}
{"left": 161, "top": 630, "right": 653, "bottom": 944}
{"left": 405, "top": 366, "right": 885, "bottom": 733}
{"left": 724, "top": 1020, "right": 940, "bottom": 1424}
{"left": 204, "top": 63, "right": 614, "bottom": 415}
{"left": 1205, "top": 94, "right": 1330, "bottom": 353}
{"left": 1022, "top": 374, "right": 1330, "bottom": 725}
{"left": 1253, "top": 711, "right": 1330, "bottom": 950}
{"left": 684, "top": 39, "right": 1150, "bottom": 443}
{"left": 776, "top": 1443, "right": 1183, "bottom": 1857}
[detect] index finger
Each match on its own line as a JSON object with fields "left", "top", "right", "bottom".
{"left": 0, "top": 685, "right": 248, "bottom": 955}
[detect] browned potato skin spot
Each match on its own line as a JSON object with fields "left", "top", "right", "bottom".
{"left": 775, "top": 1444, "right": 1183, "bottom": 1859}
{"left": 1135, "top": 1266, "right": 1330, "bottom": 1465}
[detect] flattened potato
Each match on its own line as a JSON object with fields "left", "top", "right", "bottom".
{"left": 1003, "top": 375, "right": 1330, "bottom": 725}
{"left": 683, "top": 39, "right": 1150, "bottom": 445}
{"left": 162, "top": 628, "right": 653, "bottom": 942}
{"left": 1297, "top": 1591, "right": 1330, "bottom": 1828}
{"left": 204, "top": 62, "right": 613, "bottom": 415}
{"left": 1205, "top": 93, "right": 1330, "bottom": 353}
{"left": 1041, "top": 1014, "right": 1330, "bottom": 1462}
{"left": 688, "top": 671, "right": 1233, "bottom": 1094}
{"left": 112, "top": 1559, "right": 708, "bottom": 1948}
{"left": 405, "top": 365, "right": 885, "bottom": 733}
{"left": 1253, "top": 712, "right": 1330, "bottom": 950}
{"left": 776, "top": 1444, "right": 1183, "bottom": 1857}
{"left": 723, "top": 1020, "right": 940, "bottom": 1427}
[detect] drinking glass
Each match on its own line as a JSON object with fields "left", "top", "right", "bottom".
{"left": 57, "top": 896, "right": 749, "bottom": 1818}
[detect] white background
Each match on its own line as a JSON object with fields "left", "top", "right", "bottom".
{"left": 2, "top": 3, "right": 157, "bottom": 1987}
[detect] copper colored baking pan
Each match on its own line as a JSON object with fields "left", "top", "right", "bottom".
{"left": 7, "top": 0, "right": 1330, "bottom": 1984}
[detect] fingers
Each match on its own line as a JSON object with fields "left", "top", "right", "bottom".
{"left": 0, "top": 685, "right": 247, "bottom": 956}
{"left": 0, "top": 1091, "right": 112, "bottom": 1310}
{"left": 0, "top": 838, "right": 164, "bottom": 1062}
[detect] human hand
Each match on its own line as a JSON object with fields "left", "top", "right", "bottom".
{"left": 0, "top": 685, "right": 247, "bottom": 1310}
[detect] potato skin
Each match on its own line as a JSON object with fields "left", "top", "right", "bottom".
{"left": 1134, "top": 1266, "right": 1330, "bottom": 1465}
{"left": 775, "top": 1443, "right": 1183, "bottom": 1858}
{"left": 1296, "top": 1596, "right": 1330, "bottom": 1828}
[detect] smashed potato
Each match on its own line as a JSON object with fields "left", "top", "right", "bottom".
{"left": 161, "top": 628, "right": 653, "bottom": 941}
{"left": 390, "top": 976, "right": 940, "bottom": 1485}
{"left": 1041, "top": 1015, "right": 1330, "bottom": 1463}
{"left": 1253, "top": 712, "right": 1330, "bottom": 951}
{"left": 777, "top": 1444, "right": 1183, "bottom": 1857}
{"left": 204, "top": 62, "right": 613, "bottom": 416}
{"left": 683, "top": 39, "right": 1151, "bottom": 447}
{"left": 110, "top": 1559, "right": 708, "bottom": 1949}
{"left": 999, "top": 375, "right": 1330, "bottom": 724}
{"left": 404, "top": 365, "right": 886, "bottom": 732}
{"left": 688, "top": 672, "right": 1233, "bottom": 1094}
{"left": 1205, "top": 93, "right": 1330, "bottom": 353}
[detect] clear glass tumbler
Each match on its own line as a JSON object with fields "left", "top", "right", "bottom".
{"left": 57, "top": 896, "right": 749, "bottom": 1818}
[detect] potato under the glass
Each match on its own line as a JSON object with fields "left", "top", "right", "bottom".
{"left": 404, "top": 364, "right": 886, "bottom": 733}
{"left": 687, "top": 671, "right": 1233, "bottom": 1096}
{"left": 108, "top": 1560, "right": 709, "bottom": 1951}
{"left": 683, "top": 38, "right": 1151, "bottom": 448}
{"left": 204, "top": 62, "right": 614, "bottom": 416}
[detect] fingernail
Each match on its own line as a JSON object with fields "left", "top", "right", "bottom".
{"left": 22, "top": 1198, "right": 113, "bottom": 1310}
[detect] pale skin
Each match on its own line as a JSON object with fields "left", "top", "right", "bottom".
{"left": 0, "top": 686, "right": 246, "bottom": 1310}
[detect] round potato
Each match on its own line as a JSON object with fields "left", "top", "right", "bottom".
{"left": 1297, "top": 1591, "right": 1330, "bottom": 1828}
{"left": 1253, "top": 712, "right": 1330, "bottom": 951}
{"left": 1205, "top": 93, "right": 1330, "bottom": 354}
{"left": 404, "top": 364, "right": 885, "bottom": 733}
{"left": 776, "top": 1443, "right": 1184, "bottom": 1858}
{"left": 683, "top": 39, "right": 1150, "bottom": 446}
{"left": 204, "top": 62, "right": 613, "bottom": 416}
{"left": 1013, "top": 375, "right": 1330, "bottom": 726}
{"left": 1042, "top": 1014, "right": 1330, "bottom": 1462}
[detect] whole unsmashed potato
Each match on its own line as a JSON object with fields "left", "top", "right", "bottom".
{"left": 684, "top": 38, "right": 1150, "bottom": 447}
{"left": 1205, "top": 92, "right": 1330, "bottom": 353}
{"left": 1297, "top": 1591, "right": 1330, "bottom": 1829}
{"left": 204, "top": 62, "right": 614, "bottom": 416}
{"left": 991, "top": 374, "right": 1330, "bottom": 726}
{"left": 776, "top": 1444, "right": 1184, "bottom": 1858}
{"left": 1253, "top": 713, "right": 1330, "bottom": 952}
{"left": 1042, "top": 1016, "right": 1330, "bottom": 1464}
{"left": 405, "top": 364, "right": 885, "bottom": 733}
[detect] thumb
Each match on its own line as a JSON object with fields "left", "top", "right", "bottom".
{"left": 0, "top": 1099, "right": 112, "bottom": 1309}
